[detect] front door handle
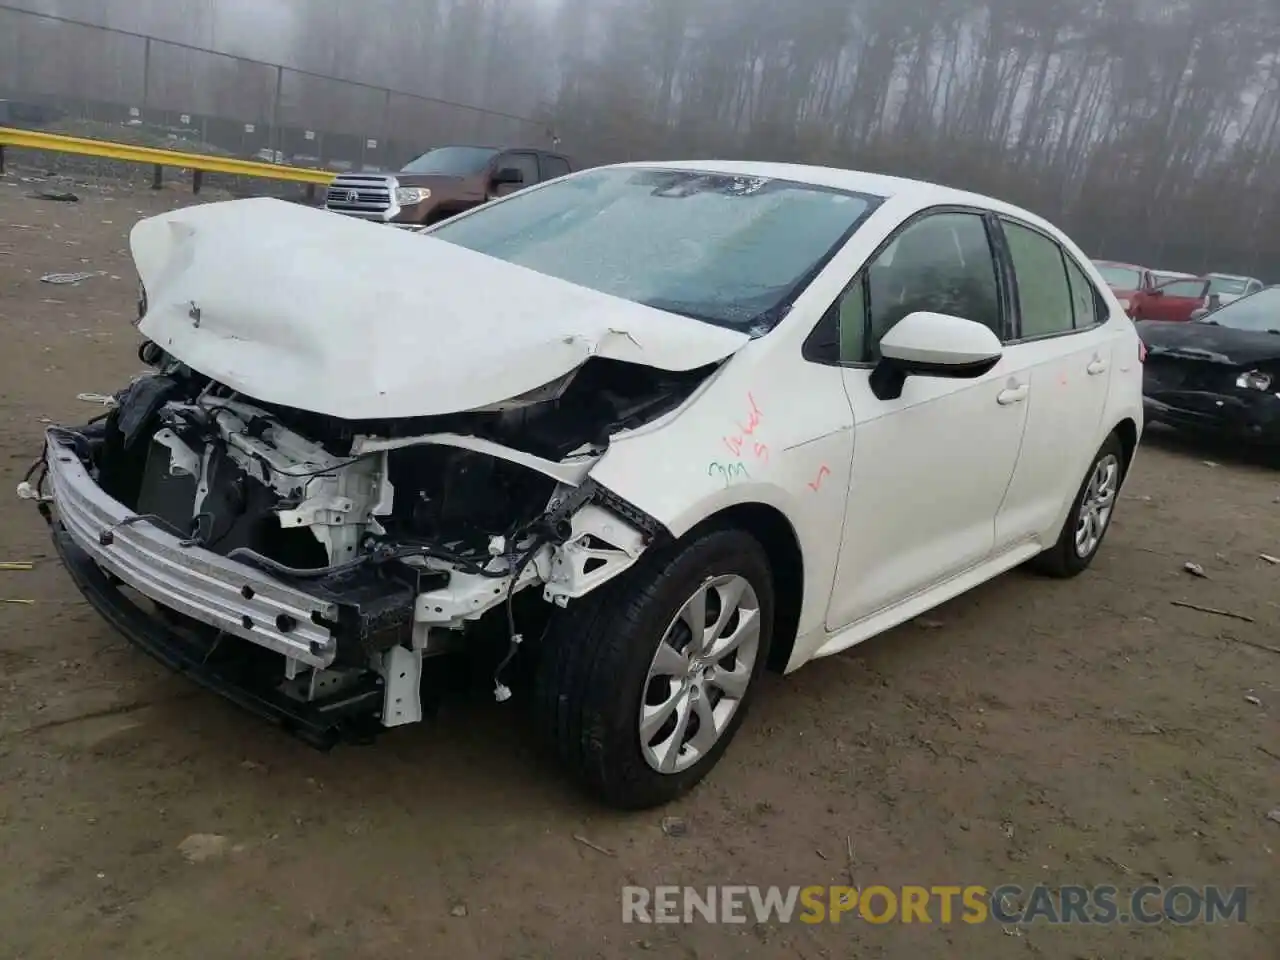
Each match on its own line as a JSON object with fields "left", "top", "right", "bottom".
{"left": 997, "top": 384, "right": 1029, "bottom": 405}
{"left": 1087, "top": 357, "right": 1108, "bottom": 376}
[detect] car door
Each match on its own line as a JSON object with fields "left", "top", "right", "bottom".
{"left": 822, "top": 209, "right": 1033, "bottom": 630}
{"left": 993, "top": 219, "right": 1118, "bottom": 550}
{"left": 1139, "top": 278, "right": 1208, "bottom": 322}
{"left": 491, "top": 151, "right": 540, "bottom": 197}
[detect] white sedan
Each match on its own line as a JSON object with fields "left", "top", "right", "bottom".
{"left": 30, "top": 160, "right": 1143, "bottom": 809}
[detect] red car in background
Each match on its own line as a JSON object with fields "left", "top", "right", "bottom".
{"left": 1128, "top": 275, "right": 1212, "bottom": 322}
{"left": 1091, "top": 260, "right": 1155, "bottom": 315}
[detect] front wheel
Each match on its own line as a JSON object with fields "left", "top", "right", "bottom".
{"left": 534, "top": 528, "right": 775, "bottom": 809}
{"left": 1029, "top": 433, "right": 1125, "bottom": 578}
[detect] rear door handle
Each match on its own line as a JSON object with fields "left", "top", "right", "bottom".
{"left": 1087, "top": 358, "right": 1108, "bottom": 376}
{"left": 997, "top": 384, "right": 1029, "bottom": 405}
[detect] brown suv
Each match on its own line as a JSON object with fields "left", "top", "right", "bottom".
{"left": 324, "top": 145, "right": 573, "bottom": 227}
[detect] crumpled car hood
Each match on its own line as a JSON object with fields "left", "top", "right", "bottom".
{"left": 131, "top": 197, "right": 750, "bottom": 420}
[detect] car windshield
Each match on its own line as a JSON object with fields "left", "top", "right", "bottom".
{"left": 428, "top": 167, "right": 882, "bottom": 331}
{"left": 1207, "top": 276, "right": 1250, "bottom": 295}
{"left": 1094, "top": 264, "right": 1141, "bottom": 289}
{"left": 401, "top": 146, "right": 499, "bottom": 176}
{"left": 1197, "top": 287, "right": 1280, "bottom": 333}
{"left": 1159, "top": 279, "right": 1205, "bottom": 297}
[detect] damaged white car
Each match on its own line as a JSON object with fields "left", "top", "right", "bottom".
{"left": 24, "top": 161, "right": 1144, "bottom": 809}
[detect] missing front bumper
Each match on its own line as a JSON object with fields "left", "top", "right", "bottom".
{"left": 50, "top": 523, "right": 384, "bottom": 748}
{"left": 46, "top": 433, "right": 342, "bottom": 667}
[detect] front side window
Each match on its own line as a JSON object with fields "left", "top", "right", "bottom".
{"left": 1004, "top": 221, "right": 1074, "bottom": 338}
{"left": 430, "top": 167, "right": 882, "bottom": 332}
{"left": 1198, "top": 287, "right": 1280, "bottom": 333}
{"left": 848, "top": 212, "right": 1002, "bottom": 362}
{"left": 401, "top": 146, "right": 499, "bottom": 176}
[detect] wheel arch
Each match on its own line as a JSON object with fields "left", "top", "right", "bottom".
{"left": 685, "top": 501, "right": 805, "bottom": 674}
{"left": 1113, "top": 416, "right": 1139, "bottom": 478}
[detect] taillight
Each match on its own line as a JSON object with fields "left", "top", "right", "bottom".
{"left": 1138, "top": 340, "right": 1147, "bottom": 364}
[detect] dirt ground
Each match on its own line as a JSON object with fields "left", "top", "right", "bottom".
{"left": 0, "top": 173, "right": 1277, "bottom": 960}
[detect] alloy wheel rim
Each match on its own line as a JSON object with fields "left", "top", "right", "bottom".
{"left": 638, "top": 574, "right": 761, "bottom": 774}
{"left": 1075, "top": 453, "right": 1120, "bottom": 558}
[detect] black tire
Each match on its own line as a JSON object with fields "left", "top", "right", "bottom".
{"left": 533, "top": 527, "right": 775, "bottom": 809}
{"left": 1028, "top": 432, "right": 1126, "bottom": 578}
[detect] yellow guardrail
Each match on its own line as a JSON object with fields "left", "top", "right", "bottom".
{"left": 0, "top": 126, "right": 336, "bottom": 187}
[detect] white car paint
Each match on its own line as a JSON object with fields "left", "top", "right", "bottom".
{"left": 581, "top": 160, "right": 1144, "bottom": 672}
{"left": 877, "top": 310, "right": 1003, "bottom": 366}
{"left": 130, "top": 198, "right": 748, "bottom": 420}
{"left": 94, "top": 160, "right": 1143, "bottom": 730}
{"left": 1206, "top": 273, "right": 1265, "bottom": 306}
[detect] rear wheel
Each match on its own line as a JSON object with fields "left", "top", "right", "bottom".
{"left": 1029, "top": 433, "right": 1125, "bottom": 578}
{"left": 534, "top": 528, "right": 774, "bottom": 809}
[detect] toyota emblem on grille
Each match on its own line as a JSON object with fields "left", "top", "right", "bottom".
{"left": 345, "top": 189, "right": 360, "bottom": 203}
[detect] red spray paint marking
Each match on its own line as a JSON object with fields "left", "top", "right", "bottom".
{"left": 808, "top": 465, "right": 831, "bottom": 491}
{"left": 724, "top": 393, "right": 768, "bottom": 461}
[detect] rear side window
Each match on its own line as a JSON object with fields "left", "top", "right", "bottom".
{"left": 1004, "top": 220, "right": 1073, "bottom": 338}
{"left": 497, "top": 152, "right": 539, "bottom": 186}
{"left": 1162, "top": 280, "right": 1206, "bottom": 297}
{"left": 541, "top": 155, "right": 570, "bottom": 179}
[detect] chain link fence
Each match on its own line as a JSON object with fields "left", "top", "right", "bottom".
{"left": 0, "top": 4, "right": 552, "bottom": 177}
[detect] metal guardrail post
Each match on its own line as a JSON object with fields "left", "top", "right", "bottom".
{"left": 381, "top": 88, "right": 392, "bottom": 167}
{"left": 270, "top": 65, "right": 283, "bottom": 164}
{"left": 142, "top": 37, "right": 151, "bottom": 110}
{"left": 152, "top": 164, "right": 163, "bottom": 189}
{"left": 0, "top": 144, "right": 5, "bottom": 175}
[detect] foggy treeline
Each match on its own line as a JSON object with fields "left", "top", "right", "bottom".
{"left": 550, "top": 0, "right": 1280, "bottom": 276}
{"left": 6, "top": 0, "right": 1280, "bottom": 275}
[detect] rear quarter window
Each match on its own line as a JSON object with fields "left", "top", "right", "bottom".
{"left": 541, "top": 155, "right": 571, "bottom": 179}
{"left": 1064, "top": 257, "right": 1101, "bottom": 328}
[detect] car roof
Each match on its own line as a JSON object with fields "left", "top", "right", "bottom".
{"left": 417, "top": 144, "right": 565, "bottom": 154}
{"left": 1207, "top": 272, "right": 1259, "bottom": 281}
{"left": 601, "top": 159, "right": 1065, "bottom": 228}
{"left": 1153, "top": 270, "right": 1197, "bottom": 279}
{"left": 1092, "top": 259, "right": 1147, "bottom": 270}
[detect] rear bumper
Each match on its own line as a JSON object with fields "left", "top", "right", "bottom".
{"left": 46, "top": 434, "right": 340, "bottom": 668}
{"left": 50, "top": 522, "right": 382, "bottom": 748}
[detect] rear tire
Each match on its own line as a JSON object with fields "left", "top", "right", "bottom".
{"left": 1028, "top": 433, "right": 1125, "bottom": 578}
{"left": 533, "top": 528, "right": 775, "bottom": 809}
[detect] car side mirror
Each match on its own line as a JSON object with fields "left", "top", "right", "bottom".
{"left": 870, "top": 311, "right": 1003, "bottom": 401}
{"left": 492, "top": 167, "right": 524, "bottom": 186}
